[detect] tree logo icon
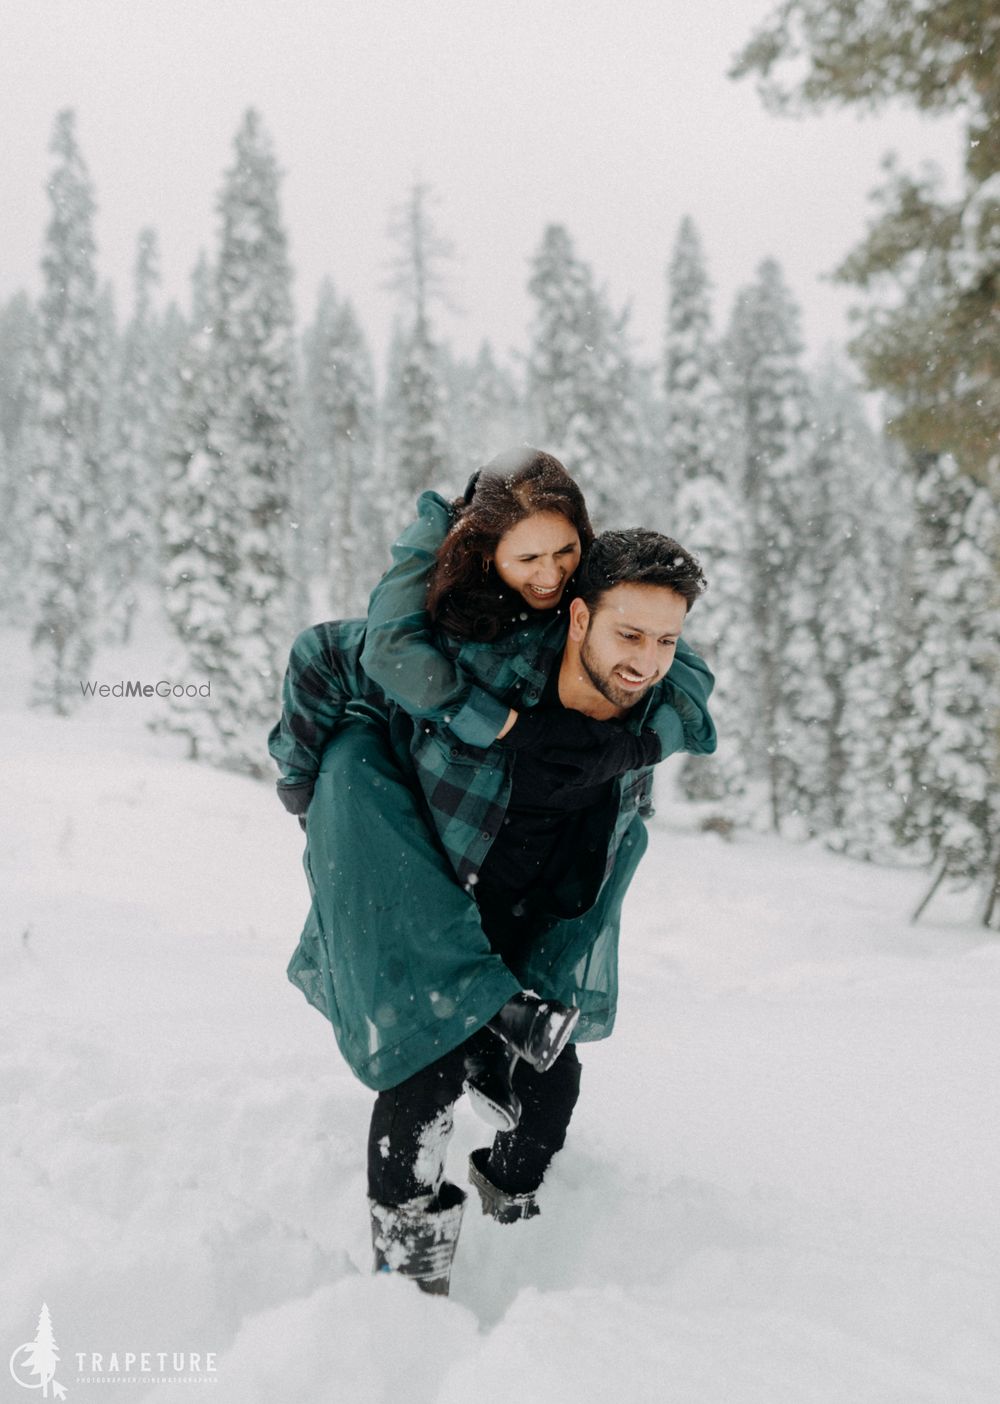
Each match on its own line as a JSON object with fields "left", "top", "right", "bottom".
{"left": 9, "top": 1303, "right": 68, "bottom": 1398}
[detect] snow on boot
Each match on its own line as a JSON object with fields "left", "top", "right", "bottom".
{"left": 369, "top": 1181, "right": 466, "bottom": 1296}
{"left": 463, "top": 1040, "right": 521, "bottom": 1132}
{"left": 486, "top": 991, "right": 580, "bottom": 1073}
{"left": 468, "top": 1147, "right": 541, "bottom": 1224}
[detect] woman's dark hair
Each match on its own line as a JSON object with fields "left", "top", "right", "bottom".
{"left": 427, "top": 446, "right": 594, "bottom": 641}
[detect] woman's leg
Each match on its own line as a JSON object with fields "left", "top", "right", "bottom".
{"left": 300, "top": 718, "right": 521, "bottom": 1089}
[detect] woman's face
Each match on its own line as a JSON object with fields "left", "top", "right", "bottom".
{"left": 491, "top": 511, "right": 582, "bottom": 610}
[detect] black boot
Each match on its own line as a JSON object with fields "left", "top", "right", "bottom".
{"left": 468, "top": 1147, "right": 541, "bottom": 1224}
{"left": 463, "top": 1039, "right": 522, "bottom": 1132}
{"left": 369, "top": 1181, "right": 466, "bottom": 1295}
{"left": 486, "top": 992, "right": 580, "bottom": 1073}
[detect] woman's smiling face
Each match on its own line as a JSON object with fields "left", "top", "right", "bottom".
{"left": 492, "top": 511, "right": 582, "bottom": 609}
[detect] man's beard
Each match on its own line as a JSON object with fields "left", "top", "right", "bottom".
{"left": 579, "top": 634, "right": 656, "bottom": 711}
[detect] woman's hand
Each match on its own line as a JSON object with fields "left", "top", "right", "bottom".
{"left": 545, "top": 724, "right": 661, "bottom": 791}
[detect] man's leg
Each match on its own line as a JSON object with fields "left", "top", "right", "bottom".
{"left": 482, "top": 1043, "right": 582, "bottom": 1196}
{"left": 367, "top": 1043, "right": 468, "bottom": 1206}
{"left": 366, "top": 1043, "right": 470, "bottom": 1295}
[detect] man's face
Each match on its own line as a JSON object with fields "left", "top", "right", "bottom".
{"left": 575, "top": 583, "right": 687, "bottom": 710}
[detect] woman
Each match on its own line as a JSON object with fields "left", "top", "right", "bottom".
{"left": 269, "top": 447, "right": 716, "bottom": 1292}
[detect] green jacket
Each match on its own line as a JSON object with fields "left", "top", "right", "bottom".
{"left": 272, "top": 494, "right": 717, "bottom": 1088}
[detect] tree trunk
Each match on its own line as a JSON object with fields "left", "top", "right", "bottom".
{"left": 982, "top": 847, "right": 1000, "bottom": 930}
{"left": 911, "top": 859, "right": 948, "bottom": 925}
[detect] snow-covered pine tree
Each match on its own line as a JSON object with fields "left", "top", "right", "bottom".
{"left": 664, "top": 217, "right": 751, "bottom": 809}
{"left": 301, "top": 279, "right": 377, "bottom": 615}
{"left": 153, "top": 298, "right": 192, "bottom": 532}
{"left": 0, "top": 293, "right": 36, "bottom": 451}
{"left": 622, "top": 356, "right": 670, "bottom": 533}
{"left": 382, "top": 183, "right": 453, "bottom": 527}
{"left": 379, "top": 316, "right": 406, "bottom": 497}
{"left": 665, "top": 217, "right": 718, "bottom": 502}
{"left": 104, "top": 228, "right": 162, "bottom": 644}
{"left": 526, "top": 223, "right": 643, "bottom": 530}
{"left": 29, "top": 110, "right": 103, "bottom": 714}
{"left": 805, "top": 359, "right": 909, "bottom": 857}
{"left": 163, "top": 110, "right": 300, "bottom": 774}
{"left": 158, "top": 254, "right": 240, "bottom": 761}
{"left": 94, "top": 280, "right": 120, "bottom": 561}
{"left": 887, "top": 452, "right": 998, "bottom": 926}
{"left": 0, "top": 292, "right": 38, "bottom": 622}
{"left": 444, "top": 340, "right": 524, "bottom": 478}
{"left": 724, "top": 258, "right": 826, "bottom": 833}
{"left": 391, "top": 312, "right": 451, "bottom": 513}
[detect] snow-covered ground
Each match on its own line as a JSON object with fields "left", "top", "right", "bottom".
{"left": 3, "top": 623, "right": 998, "bottom": 1404}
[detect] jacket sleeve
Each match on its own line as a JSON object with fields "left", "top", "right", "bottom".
{"left": 267, "top": 621, "right": 355, "bottom": 815}
{"left": 359, "top": 491, "right": 511, "bottom": 748}
{"left": 644, "top": 636, "right": 718, "bottom": 759}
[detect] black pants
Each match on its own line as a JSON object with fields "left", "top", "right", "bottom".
{"left": 367, "top": 877, "right": 582, "bottom": 1207}
{"left": 367, "top": 1032, "right": 581, "bottom": 1206}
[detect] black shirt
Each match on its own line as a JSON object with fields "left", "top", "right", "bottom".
{"left": 475, "top": 668, "right": 617, "bottom": 950}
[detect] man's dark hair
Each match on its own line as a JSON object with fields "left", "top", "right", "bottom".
{"left": 575, "top": 528, "right": 707, "bottom": 613}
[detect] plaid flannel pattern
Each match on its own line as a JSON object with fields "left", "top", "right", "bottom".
{"left": 268, "top": 615, "right": 560, "bottom": 884}
{"left": 268, "top": 614, "right": 714, "bottom": 889}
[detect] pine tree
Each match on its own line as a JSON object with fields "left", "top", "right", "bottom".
{"left": 382, "top": 183, "right": 453, "bottom": 524}
{"left": 29, "top": 110, "right": 102, "bottom": 714}
{"left": 734, "top": 4, "right": 999, "bottom": 918}
{"left": 94, "top": 279, "right": 120, "bottom": 566}
{"left": 391, "top": 310, "right": 451, "bottom": 511}
{"left": 444, "top": 340, "right": 523, "bottom": 477}
{"left": 665, "top": 217, "right": 719, "bottom": 495}
{"left": 664, "top": 217, "right": 751, "bottom": 807}
{"left": 0, "top": 293, "right": 36, "bottom": 451}
{"left": 724, "top": 258, "right": 826, "bottom": 832}
{"left": 526, "top": 224, "right": 642, "bottom": 529}
{"left": 732, "top": 0, "right": 999, "bottom": 483}
{"left": 301, "top": 279, "right": 376, "bottom": 614}
{"left": 158, "top": 254, "right": 237, "bottom": 760}
{"left": 888, "top": 453, "right": 998, "bottom": 925}
{"left": 161, "top": 111, "right": 299, "bottom": 774}
{"left": 104, "top": 228, "right": 162, "bottom": 643}
{"left": 625, "top": 357, "right": 671, "bottom": 534}
{"left": 153, "top": 296, "right": 192, "bottom": 523}
{"left": 0, "top": 292, "right": 38, "bottom": 622}
{"left": 807, "top": 360, "right": 909, "bottom": 853}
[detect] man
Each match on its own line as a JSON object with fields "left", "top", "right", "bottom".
{"left": 270, "top": 529, "right": 715, "bottom": 1293}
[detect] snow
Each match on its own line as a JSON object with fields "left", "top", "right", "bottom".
{"left": 2, "top": 619, "right": 997, "bottom": 1403}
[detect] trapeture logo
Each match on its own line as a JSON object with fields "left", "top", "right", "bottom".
{"left": 9, "top": 1302, "right": 219, "bottom": 1392}
{"left": 9, "top": 1302, "right": 68, "bottom": 1398}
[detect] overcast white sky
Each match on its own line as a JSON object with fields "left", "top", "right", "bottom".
{"left": 2, "top": 0, "right": 964, "bottom": 374}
